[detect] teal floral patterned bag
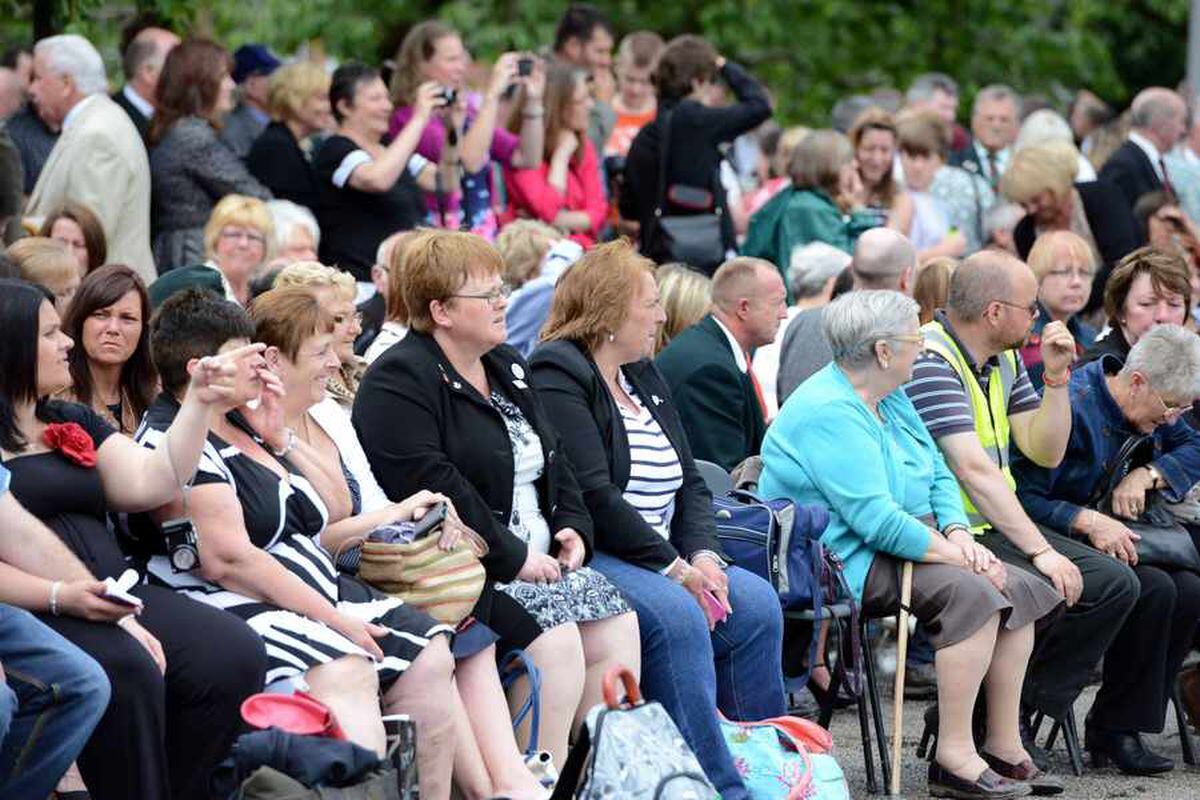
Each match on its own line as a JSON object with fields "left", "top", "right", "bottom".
{"left": 719, "top": 715, "right": 850, "bottom": 800}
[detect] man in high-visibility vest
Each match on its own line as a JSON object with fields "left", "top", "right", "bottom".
{"left": 904, "top": 250, "right": 1138, "bottom": 763}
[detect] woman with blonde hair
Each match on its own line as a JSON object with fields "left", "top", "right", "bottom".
{"left": 496, "top": 219, "right": 572, "bottom": 357}
{"left": 389, "top": 20, "right": 545, "bottom": 235}
{"left": 1002, "top": 142, "right": 1138, "bottom": 311}
{"left": 248, "top": 60, "right": 333, "bottom": 213}
{"left": 655, "top": 263, "right": 712, "bottom": 352}
{"left": 6, "top": 237, "right": 79, "bottom": 312}
{"left": 913, "top": 256, "right": 956, "bottom": 325}
{"left": 1019, "top": 231, "right": 1098, "bottom": 389}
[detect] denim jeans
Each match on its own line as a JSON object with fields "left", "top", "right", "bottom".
{"left": 590, "top": 554, "right": 786, "bottom": 800}
{"left": 0, "top": 604, "right": 110, "bottom": 799}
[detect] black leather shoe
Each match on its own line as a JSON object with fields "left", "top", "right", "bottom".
{"left": 1084, "top": 727, "right": 1174, "bottom": 775}
{"left": 928, "top": 761, "right": 1031, "bottom": 799}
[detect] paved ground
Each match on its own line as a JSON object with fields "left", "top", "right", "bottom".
{"left": 826, "top": 684, "right": 1200, "bottom": 799}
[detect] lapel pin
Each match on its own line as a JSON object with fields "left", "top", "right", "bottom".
{"left": 511, "top": 363, "right": 526, "bottom": 380}
{"left": 651, "top": 394, "right": 663, "bottom": 406}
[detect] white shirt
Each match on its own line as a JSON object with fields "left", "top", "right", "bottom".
{"left": 61, "top": 93, "right": 100, "bottom": 131}
{"left": 122, "top": 84, "right": 155, "bottom": 119}
{"left": 1129, "top": 131, "right": 1166, "bottom": 181}
{"left": 972, "top": 140, "right": 1011, "bottom": 183}
{"left": 752, "top": 306, "right": 802, "bottom": 419}
{"left": 308, "top": 397, "right": 390, "bottom": 514}
{"left": 711, "top": 314, "right": 748, "bottom": 372}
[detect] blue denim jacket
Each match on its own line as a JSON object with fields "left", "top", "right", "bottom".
{"left": 1013, "top": 356, "right": 1200, "bottom": 532}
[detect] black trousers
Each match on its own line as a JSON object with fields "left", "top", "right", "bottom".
{"left": 980, "top": 528, "right": 1138, "bottom": 720}
{"left": 39, "top": 584, "right": 267, "bottom": 800}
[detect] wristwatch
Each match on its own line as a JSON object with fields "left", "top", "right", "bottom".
{"left": 1145, "top": 464, "right": 1163, "bottom": 489}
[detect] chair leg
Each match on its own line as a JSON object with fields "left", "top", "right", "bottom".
{"left": 1174, "top": 682, "right": 1197, "bottom": 766}
{"left": 856, "top": 675, "right": 879, "bottom": 794}
{"left": 1061, "top": 711, "right": 1084, "bottom": 777}
{"left": 1030, "top": 710, "right": 1045, "bottom": 739}
{"left": 861, "top": 621, "right": 891, "bottom": 790}
{"left": 1044, "top": 720, "right": 1061, "bottom": 751}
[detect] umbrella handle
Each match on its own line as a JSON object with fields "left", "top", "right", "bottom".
{"left": 890, "top": 560, "right": 915, "bottom": 796}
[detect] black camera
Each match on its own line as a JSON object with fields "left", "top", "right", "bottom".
{"left": 517, "top": 56, "right": 534, "bottom": 77}
{"left": 163, "top": 517, "right": 200, "bottom": 573}
{"left": 438, "top": 86, "right": 458, "bottom": 105}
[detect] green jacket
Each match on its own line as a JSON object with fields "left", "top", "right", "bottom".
{"left": 655, "top": 314, "right": 766, "bottom": 472}
{"left": 741, "top": 187, "right": 876, "bottom": 293}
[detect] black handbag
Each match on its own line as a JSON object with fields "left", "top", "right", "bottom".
{"left": 651, "top": 109, "right": 728, "bottom": 274}
{"left": 1089, "top": 434, "right": 1200, "bottom": 572}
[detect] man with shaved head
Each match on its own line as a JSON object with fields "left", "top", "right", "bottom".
{"left": 656, "top": 257, "right": 787, "bottom": 470}
{"left": 776, "top": 227, "right": 917, "bottom": 402}
{"left": 905, "top": 250, "right": 1137, "bottom": 768}
{"left": 1100, "top": 87, "right": 1188, "bottom": 209}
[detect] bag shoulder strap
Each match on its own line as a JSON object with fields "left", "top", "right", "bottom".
{"left": 1088, "top": 432, "right": 1151, "bottom": 508}
{"left": 551, "top": 716, "right": 593, "bottom": 799}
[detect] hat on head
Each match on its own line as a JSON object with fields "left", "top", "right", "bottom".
{"left": 232, "top": 44, "right": 281, "bottom": 83}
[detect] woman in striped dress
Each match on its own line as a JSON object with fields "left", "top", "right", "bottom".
{"left": 530, "top": 241, "right": 786, "bottom": 800}
{"left": 137, "top": 289, "right": 549, "bottom": 800}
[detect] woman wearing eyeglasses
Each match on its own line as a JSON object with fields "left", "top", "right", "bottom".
{"left": 1013, "top": 324, "right": 1200, "bottom": 775}
{"left": 353, "top": 230, "right": 641, "bottom": 773}
{"left": 1019, "top": 231, "right": 1098, "bottom": 390}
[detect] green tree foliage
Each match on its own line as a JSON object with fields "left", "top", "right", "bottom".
{"left": 15, "top": 0, "right": 1192, "bottom": 124}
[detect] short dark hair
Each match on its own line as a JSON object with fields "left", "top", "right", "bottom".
{"left": 330, "top": 61, "right": 379, "bottom": 124}
{"left": 62, "top": 264, "right": 157, "bottom": 428}
{"left": 654, "top": 35, "right": 718, "bottom": 105}
{"left": 150, "top": 288, "right": 255, "bottom": 396}
{"left": 150, "top": 38, "right": 233, "bottom": 144}
{"left": 553, "top": 3, "right": 613, "bottom": 53}
{"left": 0, "top": 278, "right": 54, "bottom": 452}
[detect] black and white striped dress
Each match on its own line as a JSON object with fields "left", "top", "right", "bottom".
{"left": 618, "top": 374, "right": 684, "bottom": 538}
{"left": 136, "top": 396, "right": 454, "bottom": 687}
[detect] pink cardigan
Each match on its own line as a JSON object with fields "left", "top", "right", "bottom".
{"left": 504, "top": 138, "right": 607, "bottom": 247}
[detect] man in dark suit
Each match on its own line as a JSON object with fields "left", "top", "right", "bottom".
{"left": 656, "top": 257, "right": 787, "bottom": 471}
{"left": 948, "top": 84, "right": 1020, "bottom": 189}
{"left": 1099, "top": 87, "right": 1187, "bottom": 212}
{"left": 112, "top": 25, "right": 178, "bottom": 142}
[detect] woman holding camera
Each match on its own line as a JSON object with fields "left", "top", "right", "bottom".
{"left": 389, "top": 20, "right": 546, "bottom": 236}
{"left": 0, "top": 278, "right": 267, "bottom": 800}
{"left": 312, "top": 62, "right": 447, "bottom": 284}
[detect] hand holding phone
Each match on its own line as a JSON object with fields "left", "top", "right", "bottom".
{"left": 413, "top": 502, "right": 448, "bottom": 539}
{"left": 702, "top": 589, "right": 728, "bottom": 624}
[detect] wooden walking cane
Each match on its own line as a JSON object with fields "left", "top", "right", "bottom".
{"left": 890, "top": 560, "right": 914, "bottom": 796}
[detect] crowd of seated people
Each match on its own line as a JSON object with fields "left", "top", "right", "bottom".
{"left": 9, "top": 5, "right": 1200, "bottom": 800}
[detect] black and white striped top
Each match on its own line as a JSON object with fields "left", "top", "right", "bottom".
{"left": 618, "top": 374, "right": 684, "bottom": 539}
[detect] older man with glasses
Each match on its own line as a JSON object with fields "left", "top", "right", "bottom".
{"left": 1013, "top": 324, "right": 1200, "bottom": 775}
{"left": 904, "top": 249, "right": 1138, "bottom": 771}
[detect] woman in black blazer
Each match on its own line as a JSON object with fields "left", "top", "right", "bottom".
{"left": 529, "top": 241, "right": 785, "bottom": 800}
{"left": 352, "top": 230, "right": 639, "bottom": 771}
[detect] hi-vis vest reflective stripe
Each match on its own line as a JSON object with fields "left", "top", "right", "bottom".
{"left": 921, "top": 320, "right": 1018, "bottom": 532}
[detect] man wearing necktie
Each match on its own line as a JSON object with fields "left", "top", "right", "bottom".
{"left": 656, "top": 257, "right": 788, "bottom": 471}
{"left": 951, "top": 84, "right": 1020, "bottom": 190}
{"left": 1100, "top": 87, "right": 1188, "bottom": 212}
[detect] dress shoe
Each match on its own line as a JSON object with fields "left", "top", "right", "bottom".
{"left": 1180, "top": 664, "right": 1200, "bottom": 732}
{"left": 1084, "top": 727, "right": 1174, "bottom": 775}
{"left": 981, "top": 751, "right": 1063, "bottom": 796}
{"left": 928, "top": 761, "right": 1031, "bottom": 799}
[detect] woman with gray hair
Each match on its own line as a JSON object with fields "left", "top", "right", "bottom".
{"left": 1014, "top": 324, "right": 1200, "bottom": 775}
{"left": 267, "top": 199, "right": 321, "bottom": 264}
{"left": 760, "top": 290, "right": 1063, "bottom": 798}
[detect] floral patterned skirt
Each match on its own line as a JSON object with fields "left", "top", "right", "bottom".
{"left": 496, "top": 566, "right": 632, "bottom": 631}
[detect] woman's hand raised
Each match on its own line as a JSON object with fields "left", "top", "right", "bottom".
{"left": 187, "top": 343, "right": 269, "bottom": 406}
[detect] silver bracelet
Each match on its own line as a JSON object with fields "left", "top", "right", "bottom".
{"left": 272, "top": 428, "right": 298, "bottom": 458}
{"left": 49, "top": 580, "right": 62, "bottom": 616}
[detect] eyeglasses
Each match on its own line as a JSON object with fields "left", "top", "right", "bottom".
{"left": 890, "top": 333, "right": 926, "bottom": 346}
{"left": 1151, "top": 386, "right": 1189, "bottom": 424}
{"left": 219, "top": 228, "right": 266, "bottom": 246}
{"left": 332, "top": 311, "right": 364, "bottom": 326}
{"left": 1045, "top": 266, "right": 1094, "bottom": 281}
{"left": 450, "top": 282, "right": 512, "bottom": 304}
{"left": 993, "top": 298, "right": 1039, "bottom": 317}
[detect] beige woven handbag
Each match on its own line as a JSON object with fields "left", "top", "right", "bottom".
{"left": 357, "top": 527, "right": 490, "bottom": 625}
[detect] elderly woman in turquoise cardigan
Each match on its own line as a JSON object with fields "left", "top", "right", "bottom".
{"left": 759, "top": 290, "right": 1063, "bottom": 800}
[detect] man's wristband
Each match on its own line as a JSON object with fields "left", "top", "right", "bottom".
{"left": 1042, "top": 369, "right": 1070, "bottom": 388}
{"left": 1027, "top": 544, "right": 1053, "bottom": 560}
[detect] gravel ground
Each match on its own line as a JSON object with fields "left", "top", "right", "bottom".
{"left": 826, "top": 685, "right": 1200, "bottom": 799}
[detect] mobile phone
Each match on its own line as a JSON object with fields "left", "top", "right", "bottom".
{"left": 413, "top": 502, "right": 448, "bottom": 539}
{"left": 517, "top": 56, "right": 535, "bottom": 77}
{"left": 103, "top": 568, "right": 145, "bottom": 609}
{"left": 702, "top": 589, "right": 728, "bottom": 623}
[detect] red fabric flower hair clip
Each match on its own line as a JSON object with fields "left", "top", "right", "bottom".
{"left": 43, "top": 422, "right": 98, "bottom": 468}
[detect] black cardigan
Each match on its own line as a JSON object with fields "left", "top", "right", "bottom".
{"left": 529, "top": 339, "right": 726, "bottom": 572}
{"left": 246, "top": 121, "right": 323, "bottom": 216}
{"left": 620, "top": 61, "right": 772, "bottom": 264}
{"left": 1014, "top": 179, "right": 1141, "bottom": 313}
{"left": 352, "top": 331, "right": 594, "bottom": 583}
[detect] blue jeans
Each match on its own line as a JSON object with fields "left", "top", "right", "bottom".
{"left": 590, "top": 554, "right": 785, "bottom": 800}
{"left": 0, "top": 604, "right": 110, "bottom": 798}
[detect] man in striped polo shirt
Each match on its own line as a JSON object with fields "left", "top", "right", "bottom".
{"left": 903, "top": 250, "right": 1138, "bottom": 762}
